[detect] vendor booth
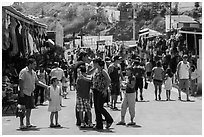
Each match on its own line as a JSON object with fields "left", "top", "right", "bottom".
{"left": 2, "top": 6, "right": 47, "bottom": 114}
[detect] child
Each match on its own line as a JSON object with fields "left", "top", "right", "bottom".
{"left": 16, "top": 103, "right": 26, "bottom": 129}
{"left": 62, "top": 77, "right": 68, "bottom": 99}
{"left": 76, "top": 66, "right": 93, "bottom": 128}
{"left": 164, "top": 68, "right": 173, "bottom": 101}
{"left": 46, "top": 76, "right": 62, "bottom": 128}
{"left": 116, "top": 66, "right": 136, "bottom": 126}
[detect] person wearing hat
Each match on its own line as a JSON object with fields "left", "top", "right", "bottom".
{"left": 108, "top": 55, "right": 123, "bottom": 110}
{"left": 176, "top": 54, "right": 191, "bottom": 101}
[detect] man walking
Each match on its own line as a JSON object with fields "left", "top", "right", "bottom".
{"left": 176, "top": 54, "right": 191, "bottom": 101}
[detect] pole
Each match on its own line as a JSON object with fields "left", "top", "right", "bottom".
{"left": 169, "top": 2, "right": 172, "bottom": 32}
{"left": 194, "top": 32, "right": 197, "bottom": 59}
{"left": 133, "top": 4, "right": 136, "bottom": 40}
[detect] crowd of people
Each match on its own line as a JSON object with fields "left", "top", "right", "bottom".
{"left": 9, "top": 30, "right": 200, "bottom": 131}
{"left": 14, "top": 43, "right": 198, "bottom": 130}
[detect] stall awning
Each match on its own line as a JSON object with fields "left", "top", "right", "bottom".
{"left": 179, "top": 30, "right": 202, "bottom": 35}
{"left": 139, "top": 28, "right": 162, "bottom": 37}
{"left": 3, "top": 6, "right": 47, "bottom": 29}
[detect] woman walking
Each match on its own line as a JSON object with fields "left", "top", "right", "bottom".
{"left": 92, "top": 57, "right": 113, "bottom": 130}
{"left": 151, "top": 61, "right": 164, "bottom": 100}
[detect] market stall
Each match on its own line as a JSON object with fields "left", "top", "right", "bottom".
{"left": 2, "top": 6, "right": 47, "bottom": 113}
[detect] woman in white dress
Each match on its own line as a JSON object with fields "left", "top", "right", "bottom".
{"left": 164, "top": 68, "right": 173, "bottom": 101}
{"left": 46, "top": 76, "right": 62, "bottom": 128}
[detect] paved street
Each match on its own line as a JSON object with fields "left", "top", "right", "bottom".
{"left": 2, "top": 82, "right": 202, "bottom": 135}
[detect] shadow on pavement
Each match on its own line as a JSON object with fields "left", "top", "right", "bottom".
{"left": 16, "top": 127, "right": 41, "bottom": 131}
{"left": 126, "top": 124, "right": 142, "bottom": 128}
{"left": 136, "top": 100, "right": 150, "bottom": 103}
{"left": 79, "top": 127, "right": 115, "bottom": 133}
{"left": 181, "top": 100, "right": 195, "bottom": 102}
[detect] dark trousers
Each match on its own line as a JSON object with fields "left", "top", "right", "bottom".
{"left": 93, "top": 89, "right": 113, "bottom": 129}
{"left": 34, "top": 86, "right": 45, "bottom": 105}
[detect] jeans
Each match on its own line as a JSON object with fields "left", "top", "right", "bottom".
{"left": 93, "top": 89, "right": 113, "bottom": 129}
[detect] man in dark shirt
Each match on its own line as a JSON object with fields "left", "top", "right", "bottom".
{"left": 108, "top": 55, "right": 123, "bottom": 110}
{"left": 132, "top": 58, "right": 146, "bottom": 101}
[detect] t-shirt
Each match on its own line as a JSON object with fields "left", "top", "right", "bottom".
{"left": 152, "top": 67, "right": 164, "bottom": 81}
{"left": 126, "top": 75, "right": 136, "bottom": 93}
{"left": 108, "top": 64, "right": 120, "bottom": 83}
{"left": 133, "top": 65, "right": 145, "bottom": 78}
{"left": 19, "top": 67, "right": 38, "bottom": 96}
{"left": 76, "top": 78, "right": 91, "bottom": 99}
{"left": 178, "top": 61, "right": 190, "bottom": 79}
{"left": 50, "top": 67, "right": 65, "bottom": 81}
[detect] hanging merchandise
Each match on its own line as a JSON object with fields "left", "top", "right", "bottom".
{"left": 9, "top": 17, "right": 19, "bottom": 56}
{"left": 15, "top": 20, "right": 24, "bottom": 56}
{"left": 2, "top": 10, "right": 10, "bottom": 50}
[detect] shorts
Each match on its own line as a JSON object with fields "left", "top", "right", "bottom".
{"left": 110, "top": 82, "right": 120, "bottom": 95}
{"left": 153, "top": 79, "right": 163, "bottom": 86}
{"left": 76, "top": 96, "right": 91, "bottom": 112}
{"left": 179, "top": 79, "right": 189, "bottom": 90}
{"left": 18, "top": 94, "right": 34, "bottom": 109}
{"left": 135, "top": 77, "right": 143, "bottom": 90}
{"left": 146, "top": 72, "right": 152, "bottom": 77}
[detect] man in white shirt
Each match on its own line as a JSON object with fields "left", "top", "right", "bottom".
{"left": 176, "top": 54, "right": 191, "bottom": 101}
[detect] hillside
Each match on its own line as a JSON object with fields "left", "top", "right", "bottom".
{"left": 11, "top": 2, "right": 201, "bottom": 41}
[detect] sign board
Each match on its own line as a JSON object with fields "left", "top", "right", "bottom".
{"left": 74, "top": 35, "right": 113, "bottom": 49}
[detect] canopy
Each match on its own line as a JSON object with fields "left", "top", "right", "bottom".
{"left": 139, "top": 28, "right": 162, "bottom": 38}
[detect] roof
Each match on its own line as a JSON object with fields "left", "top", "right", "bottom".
{"left": 2, "top": 6, "right": 47, "bottom": 28}
{"left": 165, "top": 15, "right": 197, "bottom": 24}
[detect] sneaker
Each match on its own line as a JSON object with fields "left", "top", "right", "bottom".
{"left": 80, "top": 123, "right": 86, "bottom": 128}
{"left": 116, "top": 121, "right": 126, "bottom": 125}
{"left": 20, "top": 125, "right": 27, "bottom": 129}
{"left": 50, "top": 123, "right": 55, "bottom": 128}
{"left": 55, "top": 124, "right": 61, "bottom": 127}
{"left": 127, "top": 122, "right": 136, "bottom": 126}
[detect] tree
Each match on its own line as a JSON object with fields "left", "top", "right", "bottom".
{"left": 172, "top": 2, "right": 178, "bottom": 15}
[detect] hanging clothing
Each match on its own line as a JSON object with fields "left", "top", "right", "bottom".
{"left": 15, "top": 22, "right": 24, "bottom": 56}
{"left": 9, "top": 17, "right": 19, "bottom": 56}
{"left": 28, "top": 31, "right": 34, "bottom": 55}
{"left": 21, "top": 23, "right": 27, "bottom": 56}
{"left": 2, "top": 9, "right": 10, "bottom": 50}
